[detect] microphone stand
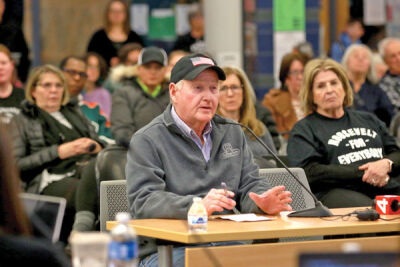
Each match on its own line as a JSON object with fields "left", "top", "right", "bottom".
{"left": 220, "top": 119, "right": 333, "bottom": 217}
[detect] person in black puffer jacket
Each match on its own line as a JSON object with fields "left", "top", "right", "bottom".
{"left": 12, "top": 65, "right": 106, "bottom": 242}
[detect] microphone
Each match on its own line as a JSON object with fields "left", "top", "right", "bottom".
{"left": 214, "top": 116, "right": 333, "bottom": 217}
{"left": 392, "top": 199, "right": 400, "bottom": 212}
{"left": 354, "top": 209, "right": 380, "bottom": 221}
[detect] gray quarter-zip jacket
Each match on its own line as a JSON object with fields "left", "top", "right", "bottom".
{"left": 126, "top": 104, "right": 272, "bottom": 219}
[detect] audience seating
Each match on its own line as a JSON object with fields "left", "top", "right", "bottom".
{"left": 95, "top": 145, "right": 128, "bottom": 191}
{"left": 254, "top": 156, "right": 277, "bottom": 168}
{"left": 258, "top": 168, "right": 319, "bottom": 242}
{"left": 261, "top": 155, "right": 290, "bottom": 168}
{"left": 259, "top": 167, "right": 314, "bottom": 212}
{"left": 99, "top": 180, "right": 128, "bottom": 232}
{"left": 99, "top": 179, "right": 156, "bottom": 259}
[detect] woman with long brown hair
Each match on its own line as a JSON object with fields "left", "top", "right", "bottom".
{"left": 87, "top": 0, "right": 144, "bottom": 67}
{"left": 0, "top": 124, "right": 30, "bottom": 236}
{"left": 0, "top": 124, "right": 70, "bottom": 266}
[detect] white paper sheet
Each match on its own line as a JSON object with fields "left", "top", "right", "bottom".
{"left": 273, "top": 31, "right": 305, "bottom": 88}
{"left": 131, "top": 4, "right": 149, "bottom": 35}
{"left": 364, "top": 0, "right": 386, "bottom": 25}
{"left": 219, "top": 213, "right": 274, "bottom": 222}
{"left": 175, "top": 4, "right": 191, "bottom": 35}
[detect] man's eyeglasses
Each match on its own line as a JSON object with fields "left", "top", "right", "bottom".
{"left": 63, "top": 68, "right": 88, "bottom": 79}
{"left": 220, "top": 85, "right": 243, "bottom": 93}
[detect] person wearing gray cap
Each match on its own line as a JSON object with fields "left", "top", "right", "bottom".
{"left": 110, "top": 46, "right": 170, "bottom": 147}
{"left": 126, "top": 53, "right": 293, "bottom": 266}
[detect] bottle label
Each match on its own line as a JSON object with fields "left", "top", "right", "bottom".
{"left": 188, "top": 215, "right": 208, "bottom": 225}
{"left": 108, "top": 240, "right": 138, "bottom": 260}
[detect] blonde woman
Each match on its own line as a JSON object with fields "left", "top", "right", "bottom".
{"left": 12, "top": 65, "right": 105, "bottom": 237}
{"left": 218, "top": 66, "right": 277, "bottom": 157}
{"left": 288, "top": 59, "right": 400, "bottom": 208}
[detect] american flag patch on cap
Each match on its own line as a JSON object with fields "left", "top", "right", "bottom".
{"left": 190, "top": 57, "right": 214, "bottom": 66}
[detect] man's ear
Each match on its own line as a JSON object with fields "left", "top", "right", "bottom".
{"left": 169, "top": 83, "right": 177, "bottom": 103}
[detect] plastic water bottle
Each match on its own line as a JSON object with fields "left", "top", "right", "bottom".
{"left": 108, "top": 212, "right": 138, "bottom": 267}
{"left": 187, "top": 197, "right": 208, "bottom": 232}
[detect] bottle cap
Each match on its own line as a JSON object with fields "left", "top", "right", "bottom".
{"left": 193, "top": 197, "right": 202, "bottom": 202}
{"left": 342, "top": 242, "right": 361, "bottom": 253}
{"left": 116, "top": 212, "right": 131, "bottom": 223}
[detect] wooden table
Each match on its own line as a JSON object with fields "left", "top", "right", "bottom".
{"left": 185, "top": 235, "right": 400, "bottom": 267}
{"left": 107, "top": 208, "right": 400, "bottom": 266}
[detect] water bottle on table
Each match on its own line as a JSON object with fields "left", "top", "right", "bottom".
{"left": 187, "top": 197, "right": 208, "bottom": 232}
{"left": 108, "top": 212, "right": 138, "bottom": 267}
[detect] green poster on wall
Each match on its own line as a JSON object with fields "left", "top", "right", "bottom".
{"left": 273, "top": 0, "right": 305, "bottom": 31}
{"left": 149, "top": 9, "right": 175, "bottom": 40}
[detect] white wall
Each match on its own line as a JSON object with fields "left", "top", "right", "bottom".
{"left": 204, "top": 0, "right": 243, "bottom": 69}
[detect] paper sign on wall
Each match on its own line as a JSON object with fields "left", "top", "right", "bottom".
{"left": 149, "top": 9, "right": 175, "bottom": 40}
{"left": 131, "top": 4, "right": 149, "bottom": 35}
{"left": 364, "top": 0, "right": 386, "bottom": 25}
{"left": 273, "top": 0, "right": 305, "bottom": 31}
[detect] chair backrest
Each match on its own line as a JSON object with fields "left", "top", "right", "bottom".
{"left": 99, "top": 180, "right": 129, "bottom": 232}
{"left": 258, "top": 168, "right": 315, "bottom": 211}
{"left": 99, "top": 180, "right": 158, "bottom": 258}
{"left": 96, "top": 144, "right": 128, "bottom": 183}
{"left": 262, "top": 155, "right": 290, "bottom": 168}
{"left": 254, "top": 156, "right": 277, "bottom": 168}
{"left": 95, "top": 145, "right": 128, "bottom": 194}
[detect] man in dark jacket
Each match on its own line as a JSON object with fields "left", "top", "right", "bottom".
{"left": 110, "top": 46, "right": 170, "bottom": 147}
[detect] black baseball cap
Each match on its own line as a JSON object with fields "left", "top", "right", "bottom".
{"left": 137, "top": 46, "right": 168, "bottom": 66}
{"left": 170, "top": 53, "right": 226, "bottom": 83}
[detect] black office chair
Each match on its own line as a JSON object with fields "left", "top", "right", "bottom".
{"left": 95, "top": 145, "right": 128, "bottom": 193}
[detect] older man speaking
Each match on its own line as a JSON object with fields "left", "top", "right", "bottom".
{"left": 126, "top": 54, "right": 292, "bottom": 266}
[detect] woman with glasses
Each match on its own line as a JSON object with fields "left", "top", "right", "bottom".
{"left": 262, "top": 53, "right": 306, "bottom": 139}
{"left": 288, "top": 59, "right": 400, "bottom": 208}
{"left": 87, "top": 0, "right": 144, "bottom": 67}
{"left": 217, "top": 66, "right": 277, "bottom": 158}
{"left": 11, "top": 65, "right": 106, "bottom": 241}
